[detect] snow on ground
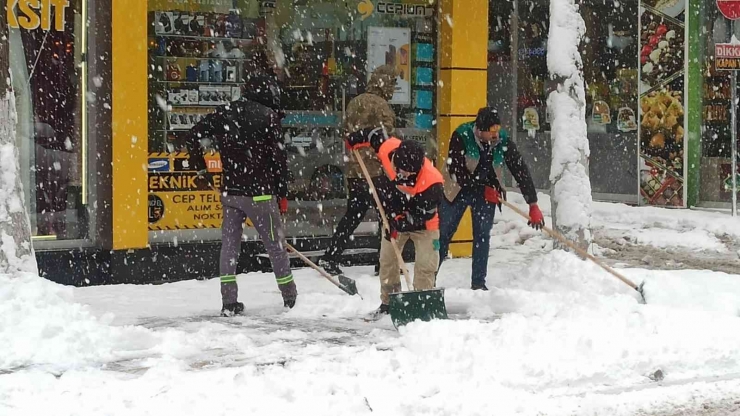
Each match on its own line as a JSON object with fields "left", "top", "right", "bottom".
{"left": 503, "top": 192, "right": 739, "bottom": 253}
{"left": 3, "top": 197, "right": 740, "bottom": 415}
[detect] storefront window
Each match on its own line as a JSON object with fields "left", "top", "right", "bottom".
{"left": 696, "top": 1, "right": 737, "bottom": 206}
{"left": 10, "top": 0, "right": 92, "bottom": 241}
{"left": 146, "top": 0, "right": 437, "bottom": 239}
{"left": 487, "top": 0, "right": 640, "bottom": 202}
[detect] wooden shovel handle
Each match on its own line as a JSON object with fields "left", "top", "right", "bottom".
{"left": 500, "top": 199, "right": 639, "bottom": 291}
{"left": 285, "top": 243, "right": 349, "bottom": 290}
{"left": 352, "top": 149, "right": 414, "bottom": 291}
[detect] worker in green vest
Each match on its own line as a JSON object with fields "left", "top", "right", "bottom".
{"left": 439, "top": 107, "right": 545, "bottom": 290}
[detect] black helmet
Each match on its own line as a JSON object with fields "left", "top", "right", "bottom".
{"left": 243, "top": 74, "right": 281, "bottom": 111}
{"left": 393, "top": 140, "right": 425, "bottom": 173}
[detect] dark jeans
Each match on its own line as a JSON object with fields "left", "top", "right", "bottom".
{"left": 324, "top": 178, "right": 380, "bottom": 260}
{"left": 438, "top": 186, "right": 496, "bottom": 286}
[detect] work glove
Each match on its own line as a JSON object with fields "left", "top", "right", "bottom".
{"left": 384, "top": 213, "right": 413, "bottom": 241}
{"left": 528, "top": 204, "right": 545, "bottom": 230}
{"left": 484, "top": 186, "right": 503, "bottom": 211}
{"left": 384, "top": 227, "right": 399, "bottom": 242}
{"left": 278, "top": 197, "right": 288, "bottom": 215}
{"left": 345, "top": 126, "right": 384, "bottom": 150}
{"left": 196, "top": 169, "right": 215, "bottom": 188}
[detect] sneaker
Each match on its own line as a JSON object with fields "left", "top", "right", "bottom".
{"left": 318, "top": 257, "right": 343, "bottom": 276}
{"left": 471, "top": 283, "right": 489, "bottom": 291}
{"left": 280, "top": 281, "right": 297, "bottom": 309}
{"left": 221, "top": 302, "right": 245, "bottom": 316}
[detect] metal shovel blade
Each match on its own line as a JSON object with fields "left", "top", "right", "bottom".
{"left": 337, "top": 274, "right": 359, "bottom": 296}
{"left": 388, "top": 288, "right": 448, "bottom": 328}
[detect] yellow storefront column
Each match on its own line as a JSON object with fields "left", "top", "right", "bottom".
{"left": 437, "top": 0, "right": 489, "bottom": 257}
{"left": 112, "top": 0, "right": 148, "bottom": 250}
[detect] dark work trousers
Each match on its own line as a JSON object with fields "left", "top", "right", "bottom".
{"left": 438, "top": 186, "right": 497, "bottom": 287}
{"left": 324, "top": 177, "right": 382, "bottom": 261}
{"left": 219, "top": 195, "right": 296, "bottom": 305}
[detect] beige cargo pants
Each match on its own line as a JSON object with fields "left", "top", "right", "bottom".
{"left": 379, "top": 229, "right": 440, "bottom": 305}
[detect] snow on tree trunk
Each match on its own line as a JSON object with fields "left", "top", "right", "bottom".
{"left": 546, "top": 0, "right": 593, "bottom": 251}
{"left": 0, "top": 17, "right": 37, "bottom": 276}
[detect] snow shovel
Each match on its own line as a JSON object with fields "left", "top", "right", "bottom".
{"left": 285, "top": 243, "right": 360, "bottom": 297}
{"left": 352, "top": 149, "right": 448, "bottom": 327}
{"left": 500, "top": 199, "right": 647, "bottom": 303}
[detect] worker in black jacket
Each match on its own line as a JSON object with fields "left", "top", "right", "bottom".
{"left": 186, "top": 75, "right": 296, "bottom": 316}
{"left": 439, "top": 107, "right": 545, "bottom": 290}
{"left": 346, "top": 127, "right": 445, "bottom": 317}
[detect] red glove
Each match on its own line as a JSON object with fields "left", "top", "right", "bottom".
{"left": 528, "top": 204, "right": 545, "bottom": 230}
{"left": 279, "top": 197, "right": 288, "bottom": 215}
{"left": 484, "top": 186, "right": 501, "bottom": 204}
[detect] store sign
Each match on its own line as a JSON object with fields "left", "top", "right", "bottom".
{"left": 147, "top": 152, "right": 252, "bottom": 230}
{"left": 7, "top": 0, "right": 70, "bottom": 32}
{"left": 715, "top": 43, "right": 740, "bottom": 70}
{"left": 358, "top": 0, "right": 434, "bottom": 20}
{"left": 718, "top": 0, "right": 740, "bottom": 20}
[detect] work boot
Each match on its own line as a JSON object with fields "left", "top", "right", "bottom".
{"left": 369, "top": 303, "right": 389, "bottom": 320}
{"left": 471, "top": 283, "right": 489, "bottom": 291}
{"left": 221, "top": 302, "right": 245, "bottom": 316}
{"left": 318, "top": 257, "right": 344, "bottom": 276}
{"left": 280, "top": 281, "right": 297, "bottom": 309}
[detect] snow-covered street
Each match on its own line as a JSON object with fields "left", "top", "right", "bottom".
{"left": 3, "top": 195, "right": 740, "bottom": 415}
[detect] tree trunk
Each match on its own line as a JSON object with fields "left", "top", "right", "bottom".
{"left": 546, "top": 0, "right": 593, "bottom": 251}
{"left": 0, "top": 13, "right": 37, "bottom": 276}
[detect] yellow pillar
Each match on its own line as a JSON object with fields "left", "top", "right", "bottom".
{"left": 112, "top": 0, "right": 148, "bottom": 250}
{"left": 437, "top": 0, "right": 489, "bottom": 257}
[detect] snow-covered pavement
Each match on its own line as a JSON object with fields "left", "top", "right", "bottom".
{"left": 3, "top": 196, "right": 740, "bottom": 415}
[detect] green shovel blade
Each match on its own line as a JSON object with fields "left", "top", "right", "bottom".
{"left": 388, "top": 288, "right": 448, "bottom": 328}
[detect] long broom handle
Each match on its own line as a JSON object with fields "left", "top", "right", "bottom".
{"left": 284, "top": 243, "right": 349, "bottom": 291}
{"left": 352, "top": 149, "right": 414, "bottom": 291}
{"left": 500, "top": 199, "right": 639, "bottom": 291}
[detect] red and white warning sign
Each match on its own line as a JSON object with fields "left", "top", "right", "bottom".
{"left": 716, "top": 43, "right": 740, "bottom": 69}
{"left": 718, "top": 0, "right": 740, "bottom": 20}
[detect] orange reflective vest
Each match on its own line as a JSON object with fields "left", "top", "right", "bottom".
{"left": 377, "top": 138, "right": 444, "bottom": 230}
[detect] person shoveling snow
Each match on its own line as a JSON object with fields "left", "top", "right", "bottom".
{"left": 346, "top": 128, "right": 446, "bottom": 322}
{"left": 439, "top": 107, "right": 545, "bottom": 291}
{"left": 184, "top": 75, "right": 296, "bottom": 315}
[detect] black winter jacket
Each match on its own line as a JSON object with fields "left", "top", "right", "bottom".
{"left": 185, "top": 98, "right": 288, "bottom": 198}
{"left": 447, "top": 130, "right": 538, "bottom": 204}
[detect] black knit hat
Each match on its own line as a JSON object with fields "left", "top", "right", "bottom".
{"left": 475, "top": 107, "right": 501, "bottom": 131}
{"left": 393, "top": 140, "right": 425, "bottom": 173}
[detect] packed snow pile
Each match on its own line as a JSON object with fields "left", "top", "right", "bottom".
{"left": 6, "top": 198, "right": 740, "bottom": 414}
{"left": 435, "top": 250, "right": 740, "bottom": 397}
{"left": 5, "top": 250, "right": 740, "bottom": 415}
{"left": 592, "top": 200, "right": 740, "bottom": 249}
{"left": 0, "top": 272, "right": 156, "bottom": 371}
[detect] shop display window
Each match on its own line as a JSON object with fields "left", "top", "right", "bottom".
{"left": 488, "top": 0, "right": 642, "bottom": 202}
{"left": 696, "top": 2, "right": 739, "bottom": 206}
{"left": 10, "top": 0, "right": 92, "bottom": 241}
{"left": 146, "top": 1, "right": 437, "bottom": 238}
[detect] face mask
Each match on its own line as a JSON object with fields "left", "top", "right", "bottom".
{"left": 394, "top": 170, "right": 417, "bottom": 187}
